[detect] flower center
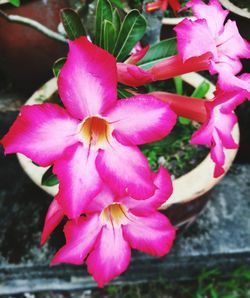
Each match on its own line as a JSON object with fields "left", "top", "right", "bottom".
{"left": 80, "top": 116, "right": 110, "bottom": 147}
{"left": 100, "top": 203, "right": 129, "bottom": 227}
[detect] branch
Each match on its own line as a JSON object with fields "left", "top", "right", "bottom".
{"left": 0, "top": 10, "right": 67, "bottom": 43}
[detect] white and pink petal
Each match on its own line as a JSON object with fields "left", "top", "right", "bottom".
{"left": 51, "top": 214, "right": 102, "bottom": 265}
{"left": 123, "top": 212, "right": 176, "bottom": 256}
{"left": 96, "top": 139, "right": 156, "bottom": 200}
{"left": 1, "top": 104, "right": 79, "bottom": 167}
{"left": 174, "top": 18, "right": 216, "bottom": 62}
{"left": 40, "top": 197, "right": 64, "bottom": 246}
{"left": 58, "top": 37, "right": 117, "bottom": 120}
{"left": 86, "top": 226, "right": 131, "bottom": 287}
{"left": 106, "top": 95, "right": 176, "bottom": 145}
{"left": 120, "top": 166, "right": 173, "bottom": 216}
{"left": 54, "top": 143, "right": 103, "bottom": 219}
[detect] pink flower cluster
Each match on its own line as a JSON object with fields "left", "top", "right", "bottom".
{"left": 118, "top": 0, "right": 250, "bottom": 177}
{"left": 1, "top": 37, "right": 176, "bottom": 286}
{"left": 1, "top": 0, "right": 250, "bottom": 287}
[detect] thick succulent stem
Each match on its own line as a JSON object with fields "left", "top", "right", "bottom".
{"left": 0, "top": 10, "right": 67, "bottom": 43}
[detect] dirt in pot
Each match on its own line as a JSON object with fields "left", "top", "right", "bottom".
{"left": 140, "top": 120, "right": 209, "bottom": 179}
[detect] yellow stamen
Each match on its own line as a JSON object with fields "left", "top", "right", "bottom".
{"left": 80, "top": 116, "right": 110, "bottom": 147}
{"left": 100, "top": 203, "right": 129, "bottom": 227}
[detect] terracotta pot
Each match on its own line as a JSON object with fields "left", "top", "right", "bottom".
{"left": 16, "top": 73, "right": 239, "bottom": 229}
{"left": 0, "top": 0, "right": 68, "bottom": 95}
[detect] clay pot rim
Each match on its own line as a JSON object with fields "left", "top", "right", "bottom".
{"left": 161, "top": 15, "right": 195, "bottom": 25}
{"left": 220, "top": 0, "right": 250, "bottom": 19}
{"left": 17, "top": 73, "right": 239, "bottom": 209}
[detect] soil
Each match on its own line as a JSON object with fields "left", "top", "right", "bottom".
{"left": 141, "top": 121, "right": 209, "bottom": 179}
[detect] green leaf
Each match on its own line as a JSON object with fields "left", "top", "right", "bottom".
{"left": 174, "top": 76, "right": 183, "bottom": 95}
{"left": 60, "top": 9, "right": 87, "bottom": 40}
{"left": 113, "top": 10, "right": 147, "bottom": 62}
{"left": 9, "top": 0, "right": 20, "bottom": 7}
{"left": 112, "top": 9, "right": 121, "bottom": 33}
{"left": 103, "top": 20, "right": 116, "bottom": 53}
{"left": 191, "top": 81, "right": 210, "bottom": 99}
{"left": 53, "top": 57, "right": 66, "bottom": 77}
{"left": 95, "top": 0, "right": 113, "bottom": 47}
{"left": 41, "top": 167, "right": 59, "bottom": 187}
{"left": 117, "top": 84, "right": 134, "bottom": 99}
{"left": 179, "top": 117, "right": 191, "bottom": 125}
{"left": 138, "top": 38, "right": 177, "bottom": 70}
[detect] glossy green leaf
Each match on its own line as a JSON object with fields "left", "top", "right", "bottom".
{"left": 112, "top": 9, "right": 121, "bottom": 33}
{"left": 138, "top": 38, "right": 177, "bottom": 70}
{"left": 113, "top": 10, "right": 147, "bottom": 62}
{"left": 103, "top": 20, "right": 116, "bottom": 53}
{"left": 191, "top": 81, "right": 210, "bottom": 99}
{"left": 61, "top": 9, "right": 87, "bottom": 40}
{"left": 41, "top": 167, "right": 59, "bottom": 187}
{"left": 95, "top": 0, "right": 112, "bottom": 47}
{"left": 53, "top": 57, "right": 66, "bottom": 77}
{"left": 9, "top": 0, "right": 20, "bottom": 7}
{"left": 117, "top": 84, "right": 134, "bottom": 99}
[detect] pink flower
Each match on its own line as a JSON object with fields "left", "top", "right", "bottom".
{"left": 190, "top": 91, "right": 241, "bottom": 178}
{"left": 1, "top": 37, "right": 176, "bottom": 219}
{"left": 191, "top": 73, "right": 250, "bottom": 177}
{"left": 50, "top": 167, "right": 176, "bottom": 287}
{"left": 174, "top": 0, "right": 250, "bottom": 80}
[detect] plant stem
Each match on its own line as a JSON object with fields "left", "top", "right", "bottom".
{"left": 0, "top": 10, "right": 67, "bottom": 43}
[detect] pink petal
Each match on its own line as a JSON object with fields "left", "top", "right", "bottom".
{"left": 51, "top": 214, "right": 102, "bottom": 265}
{"left": 1, "top": 104, "right": 79, "bottom": 167}
{"left": 120, "top": 166, "right": 173, "bottom": 216}
{"left": 54, "top": 143, "right": 103, "bottom": 219}
{"left": 58, "top": 37, "right": 117, "bottom": 120}
{"left": 125, "top": 45, "right": 149, "bottom": 65}
{"left": 96, "top": 138, "right": 156, "bottom": 200}
{"left": 83, "top": 184, "right": 115, "bottom": 214}
{"left": 123, "top": 212, "right": 176, "bottom": 256}
{"left": 40, "top": 197, "right": 64, "bottom": 246}
{"left": 217, "top": 71, "right": 250, "bottom": 94}
{"left": 187, "top": 0, "right": 228, "bottom": 37}
{"left": 190, "top": 104, "right": 214, "bottom": 146}
{"left": 117, "top": 63, "right": 153, "bottom": 87}
{"left": 86, "top": 226, "right": 131, "bottom": 287}
{"left": 105, "top": 95, "right": 176, "bottom": 145}
{"left": 174, "top": 18, "right": 217, "bottom": 62}
{"left": 210, "top": 129, "right": 225, "bottom": 178}
{"left": 217, "top": 20, "right": 250, "bottom": 61}
{"left": 210, "top": 53, "right": 243, "bottom": 75}
{"left": 215, "top": 110, "right": 238, "bottom": 149}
